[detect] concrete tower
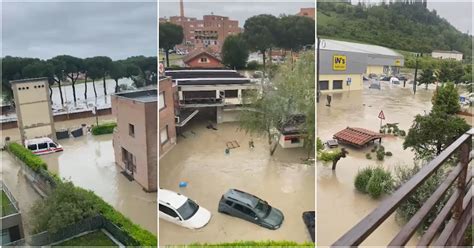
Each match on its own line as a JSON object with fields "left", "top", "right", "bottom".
{"left": 180, "top": 0, "right": 184, "bottom": 17}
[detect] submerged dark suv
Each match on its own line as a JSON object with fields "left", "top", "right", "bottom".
{"left": 218, "top": 189, "right": 284, "bottom": 230}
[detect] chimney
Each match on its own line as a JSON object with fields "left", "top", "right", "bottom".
{"left": 180, "top": 0, "right": 184, "bottom": 17}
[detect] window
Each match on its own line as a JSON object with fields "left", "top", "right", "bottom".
{"left": 159, "top": 91, "right": 166, "bottom": 111}
{"left": 319, "top": 80, "right": 329, "bottom": 90}
{"left": 49, "top": 143, "right": 57, "bottom": 148}
{"left": 159, "top": 204, "right": 180, "bottom": 219}
{"left": 200, "top": 57, "right": 208, "bottom": 63}
{"left": 27, "top": 144, "right": 37, "bottom": 151}
{"left": 225, "top": 90, "right": 238, "bottom": 98}
{"left": 129, "top": 124, "right": 135, "bottom": 137}
{"left": 233, "top": 203, "right": 245, "bottom": 212}
{"left": 122, "top": 148, "right": 136, "bottom": 173}
{"left": 38, "top": 143, "right": 48, "bottom": 149}
{"left": 225, "top": 200, "right": 233, "bottom": 206}
{"left": 290, "top": 137, "right": 301, "bottom": 144}
{"left": 333, "top": 80, "right": 343, "bottom": 90}
{"left": 160, "top": 126, "right": 169, "bottom": 145}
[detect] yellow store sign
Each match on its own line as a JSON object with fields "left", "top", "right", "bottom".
{"left": 395, "top": 59, "right": 401, "bottom": 66}
{"left": 333, "top": 55, "right": 347, "bottom": 71}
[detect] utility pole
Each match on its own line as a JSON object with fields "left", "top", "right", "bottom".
{"left": 316, "top": 36, "right": 320, "bottom": 103}
{"left": 413, "top": 53, "right": 420, "bottom": 94}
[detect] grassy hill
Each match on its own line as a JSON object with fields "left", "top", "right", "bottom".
{"left": 317, "top": 1, "right": 472, "bottom": 60}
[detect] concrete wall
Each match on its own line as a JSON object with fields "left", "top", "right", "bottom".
{"left": 432, "top": 52, "right": 463, "bottom": 61}
{"left": 319, "top": 74, "right": 364, "bottom": 92}
{"left": 12, "top": 79, "right": 55, "bottom": 143}
{"left": 159, "top": 77, "right": 177, "bottom": 158}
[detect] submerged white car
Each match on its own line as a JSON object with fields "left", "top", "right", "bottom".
{"left": 158, "top": 188, "right": 211, "bottom": 229}
{"left": 25, "top": 137, "right": 63, "bottom": 155}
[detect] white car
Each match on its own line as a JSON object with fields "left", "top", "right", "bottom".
{"left": 159, "top": 188, "right": 211, "bottom": 229}
{"left": 25, "top": 137, "right": 63, "bottom": 155}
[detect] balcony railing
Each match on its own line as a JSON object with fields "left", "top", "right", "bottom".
{"left": 333, "top": 128, "right": 473, "bottom": 247}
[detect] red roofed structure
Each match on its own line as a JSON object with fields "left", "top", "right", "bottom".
{"left": 333, "top": 127, "right": 382, "bottom": 147}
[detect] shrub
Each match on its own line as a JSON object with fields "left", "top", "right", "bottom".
{"left": 387, "top": 128, "right": 392, "bottom": 134}
{"left": 246, "top": 61, "right": 260, "bottom": 70}
{"left": 91, "top": 122, "right": 117, "bottom": 135}
{"left": 366, "top": 167, "right": 393, "bottom": 199}
{"left": 376, "top": 150, "right": 385, "bottom": 161}
{"left": 385, "top": 151, "right": 393, "bottom": 156}
{"left": 355, "top": 167, "right": 373, "bottom": 193}
{"left": 318, "top": 149, "right": 342, "bottom": 162}
{"left": 366, "top": 153, "right": 372, "bottom": 159}
{"left": 7, "top": 142, "right": 47, "bottom": 171}
{"left": 399, "top": 130, "right": 406, "bottom": 136}
{"left": 316, "top": 137, "right": 324, "bottom": 152}
{"left": 371, "top": 147, "right": 376, "bottom": 152}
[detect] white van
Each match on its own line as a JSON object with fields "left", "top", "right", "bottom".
{"left": 25, "top": 137, "right": 63, "bottom": 155}
{"left": 159, "top": 188, "right": 211, "bottom": 229}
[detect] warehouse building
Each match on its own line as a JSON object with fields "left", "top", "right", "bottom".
{"left": 319, "top": 39, "right": 404, "bottom": 92}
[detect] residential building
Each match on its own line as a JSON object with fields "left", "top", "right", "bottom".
{"left": 318, "top": 39, "right": 404, "bottom": 92}
{"left": 298, "top": 7, "right": 315, "bottom": 19}
{"left": 431, "top": 50, "right": 463, "bottom": 61}
{"left": 111, "top": 90, "right": 157, "bottom": 192}
{"left": 159, "top": 77, "right": 177, "bottom": 158}
{"left": 1, "top": 181, "right": 24, "bottom": 246}
{"left": 183, "top": 50, "right": 224, "bottom": 68}
{"left": 164, "top": 69, "right": 258, "bottom": 124}
{"left": 11, "top": 78, "right": 56, "bottom": 144}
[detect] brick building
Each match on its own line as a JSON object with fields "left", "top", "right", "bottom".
{"left": 298, "top": 7, "right": 315, "bottom": 20}
{"left": 159, "top": 76, "right": 177, "bottom": 158}
{"left": 112, "top": 90, "right": 157, "bottom": 192}
{"left": 183, "top": 50, "right": 224, "bottom": 68}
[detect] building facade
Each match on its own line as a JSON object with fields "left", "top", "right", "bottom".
{"left": 298, "top": 7, "right": 315, "bottom": 19}
{"left": 112, "top": 90, "right": 157, "bottom": 192}
{"left": 183, "top": 50, "right": 224, "bottom": 68}
{"left": 11, "top": 78, "right": 56, "bottom": 144}
{"left": 431, "top": 50, "right": 463, "bottom": 61}
{"left": 319, "top": 39, "right": 404, "bottom": 92}
{"left": 159, "top": 77, "right": 177, "bottom": 158}
{"left": 163, "top": 14, "right": 241, "bottom": 53}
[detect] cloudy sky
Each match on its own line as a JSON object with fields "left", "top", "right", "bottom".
{"left": 2, "top": 1, "right": 157, "bottom": 60}
{"left": 159, "top": 0, "right": 315, "bottom": 26}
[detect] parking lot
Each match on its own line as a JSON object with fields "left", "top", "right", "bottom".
{"left": 159, "top": 122, "right": 315, "bottom": 245}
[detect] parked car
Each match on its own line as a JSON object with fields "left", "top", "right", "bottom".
{"left": 25, "top": 137, "right": 63, "bottom": 155}
{"left": 159, "top": 188, "right": 211, "bottom": 229}
{"left": 218, "top": 189, "right": 284, "bottom": 230}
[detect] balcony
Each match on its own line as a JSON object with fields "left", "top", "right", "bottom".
{"left": 333, "top": 128, "right": 473, "bottom": 247}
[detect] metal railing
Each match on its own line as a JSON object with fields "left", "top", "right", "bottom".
{"left": 1, "top": 181, "right": 20, "bottom": 217}
{"left": 333, "top": 128, "right": 473, "bottom": 247}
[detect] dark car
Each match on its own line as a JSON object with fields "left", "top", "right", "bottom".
{"left": 218, "top": 189, "right": 284, "bottom": 230}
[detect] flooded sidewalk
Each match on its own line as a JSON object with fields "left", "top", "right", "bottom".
{"left": 317, "top": 82, "right": 440, "bottom": 246}
{"left": 1, "top": 115, "right": 157, "bottom": 235}
{"left": 159, "top": 122, "right": 315, "bottom": 245}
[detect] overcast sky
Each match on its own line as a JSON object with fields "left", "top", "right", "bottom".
{"left": 159, "top": 0, "right": 315, "bottom": 26}
{"left": 1, "top": 2, "right": 157, "bottom": 60}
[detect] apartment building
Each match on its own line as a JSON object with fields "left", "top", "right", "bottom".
{"left": 159, "top": 76, "right": 177, "bottom": 158}
{"left": 298, "top": 7, "right": 315, "bottom": 20}
{"left": 111, "top": 90, "right": 157, "bottom": 192}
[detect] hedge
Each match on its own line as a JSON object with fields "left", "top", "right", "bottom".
{"left": 7, "top": 142, "right": 157, "bottom": 246}
{"left": 188, "top": 241, "right": 314, "bottom": 247}
{"left": 91, "top": 122, "right": 117, "bottom": 135}
{"left": 7, "top": 142, "right": 47, "bottom": 171}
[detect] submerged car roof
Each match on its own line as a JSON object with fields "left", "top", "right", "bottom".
{"left": 159, "top": 188, "right": 188, "bottom": 208}
{"left": 223, "top": 189, "right": 261, "bottom": 208}
{"left": 24, "top": 137, "right": 55, "bottom": 145}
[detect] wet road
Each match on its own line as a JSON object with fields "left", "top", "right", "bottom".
{"left": 316, "top": 81, "right": 471, "bottom": 246}
{"left": 159, "top": 122, "right": 315, "bottom": 245}
{"left": 1, "top": 116, "right": 157, "bottom": 235}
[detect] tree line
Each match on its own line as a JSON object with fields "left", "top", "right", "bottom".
{"left": 318, "top": 1, "right": 472, "bottom": 59}
{"left": 2, "top": 55, "right": 157, "bottom": 105}
{"left": 159, "top": 14, "right": 315, "bottom": 70}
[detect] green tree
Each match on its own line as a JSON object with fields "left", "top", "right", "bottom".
{"left": 431, "top": 83, "right": 461, "bottom": 115}
{"left": 276, "top": 15, "right": 315, "bottom": 52}
{"left": 243, "top": 14, "right": 278, "bottom": 73}
{"left": 418, "top": 68, "right": 436, "bottom": 89}
{"left": 159, "top": 22, "right": 184, "bottom": 67}
{"left": 221, "top": 34, "right": 249, "bottom": 69}
{"left": 53, "top": 55, "right": 84, "bottom": 102}
{"left": 30, "top": 181, "right": 99, "bottom": 233}
{"left": 22, "top": 60, "right": 55, "bottom": 99}
{"left": 49, "top": 56, "right": 68, "bottom": 105}
{"left": 239, "top": 52, "right": 315, "bottom": 156}
{"left": 109, "top": 61, "right": 125, "bottom": 93}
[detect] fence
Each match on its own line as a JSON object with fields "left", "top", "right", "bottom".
{"left": 333, "top": 128, "right": 473, "bottom": 246}
{"left": 29, "top": 215, "right": 132, "bottom": 246}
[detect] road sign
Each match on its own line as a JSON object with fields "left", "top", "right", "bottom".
{"left": 378, "top": 110, "right": 385, "bottom": 120}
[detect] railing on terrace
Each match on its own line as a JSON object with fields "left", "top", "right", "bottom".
{"left": 333, "top": 128, "right": 473, "bottom": 247}
{"left": 1, "top": 180, "right": 20, "bottom": 216}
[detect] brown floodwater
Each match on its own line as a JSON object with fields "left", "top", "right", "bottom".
{"left": 317, "top": 81, "right": 472, "bottom": 246}
{"left": 1, "top": 115, "right": 157, "bottom": 235}
{"left": 159, "top": 121, "right": 315, "bottom": 245}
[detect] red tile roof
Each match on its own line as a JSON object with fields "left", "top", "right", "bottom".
{"left": 333, "top": 127, "right": 382, "bottom": 147}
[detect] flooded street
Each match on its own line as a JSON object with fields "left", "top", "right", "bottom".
{"left": 159, "top": 121, "right": 315, "bottom": 245}
{"left": 1, "top": 115, "right": 157, "bottom": 235}
{"left": 317, "top": 81, "right": 471, "bottom": 246}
